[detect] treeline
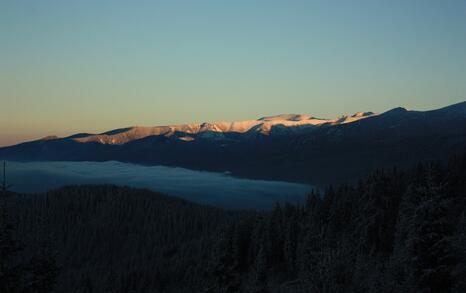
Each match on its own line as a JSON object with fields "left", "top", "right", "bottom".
{"left": 208, "top": 156, "right": 466, "bottom": 292}
{"left": 1, "top": 191, "right": 59, "bottom": 292}
{"left": 1, "top": 155, "right": 466, "bottom": 292}
{"left": 2, "top": 185, "right": 238, "bottom": 292}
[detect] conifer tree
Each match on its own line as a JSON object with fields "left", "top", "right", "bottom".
{"left": 0, "top": 198, "right": 23, "bottom": 292}
{"left": 411, "top": 194, "right": 455, "bottom": 292}
{"left": 252, "top": 245, "right": 268, "bottom": 293}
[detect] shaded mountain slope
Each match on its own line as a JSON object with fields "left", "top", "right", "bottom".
{"left": 1, "top": 102, "right": 465, "bottom": 185}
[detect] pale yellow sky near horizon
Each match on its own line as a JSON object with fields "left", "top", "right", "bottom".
{"left": 1, "top": 98, "right": 463, "bottom": 147}
{"left": 1, "top": 1, "right": 465, "bottom": 147}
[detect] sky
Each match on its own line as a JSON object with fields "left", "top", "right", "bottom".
{"left": 1, "top": 0, "right": 466, "bottom": 146}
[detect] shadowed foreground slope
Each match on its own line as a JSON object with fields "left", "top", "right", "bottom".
{"left": 2, "top": 154, "right": 466, "bottom": 292}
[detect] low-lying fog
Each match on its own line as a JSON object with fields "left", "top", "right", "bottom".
{"left": 6, "top": 161, "right": 311, "bottom": 209}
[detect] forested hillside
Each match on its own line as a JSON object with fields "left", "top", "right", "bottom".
{"left": 1, "top": 155, "right": 466, "bottom": 292}
{"left": 1, "top": 185, "right": 237, "bottom": 292}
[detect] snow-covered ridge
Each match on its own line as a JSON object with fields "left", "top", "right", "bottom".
{"left": 69, "top": 112, "right": 376, "bottom": 145}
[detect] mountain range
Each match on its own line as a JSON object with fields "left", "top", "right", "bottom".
{"left": 1, "top": 101, "right": 465, "bottom": 185}
{"left": 35, "top": 111, "right": 376, "bottom": 145}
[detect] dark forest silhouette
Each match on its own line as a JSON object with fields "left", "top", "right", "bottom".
{"left": 1, "top": 161, "right": 59, "bottom": 293}
{"left": 1, "top": 155, "right": 465, "bottom": 292}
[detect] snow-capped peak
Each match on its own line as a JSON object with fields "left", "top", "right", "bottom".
{"left": 352, "top": 111, "right": 374, "bottom": 118}
{"left": 71, "top": 112, "right": 375, "bottom": 145}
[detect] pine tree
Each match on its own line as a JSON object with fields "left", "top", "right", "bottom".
{"left": 26, "top": 202, "right": 60, "bottom": 293}
{"left": 232, "top": 221, "right": 252, "bottom": 272}
{"left": 409, "top": 180, "right": 456, "bottom": 292}
{"left": 252, "top": 245, "right": 268, "bottom": 293}
{"left": 0, "top": 198, "right": 23, "bottom": 293}
{"left": 453, "top": 212, "right": 466, "bottom": 292}
{"left": 209, "top": 227, "right": 239, "bottom": 293}
{"left": 283, "top": 211, "right": 299, "bottom": 276}
{"left": 386, "top": 185, "right": 418, "bottom": 292}
{"left": 267, "top": 204, "right": 284, "bottom": 267}
{"left": 1, "top": 161, "right": 13, "bottom": 196}
{"left": 28, "top": 245, "right": 59, "bottom": 293}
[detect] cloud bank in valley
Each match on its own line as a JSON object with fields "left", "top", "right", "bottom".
{"left": 7, "top": 161, "right": 310, "bottom": 209}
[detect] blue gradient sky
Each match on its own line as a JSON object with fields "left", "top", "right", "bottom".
{"left": 1, "top": 0, "right": 465, "bottom": 146}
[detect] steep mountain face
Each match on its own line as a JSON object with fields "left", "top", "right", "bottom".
{"left": 1, "top": 102, "right": 465, "bottom": 185}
